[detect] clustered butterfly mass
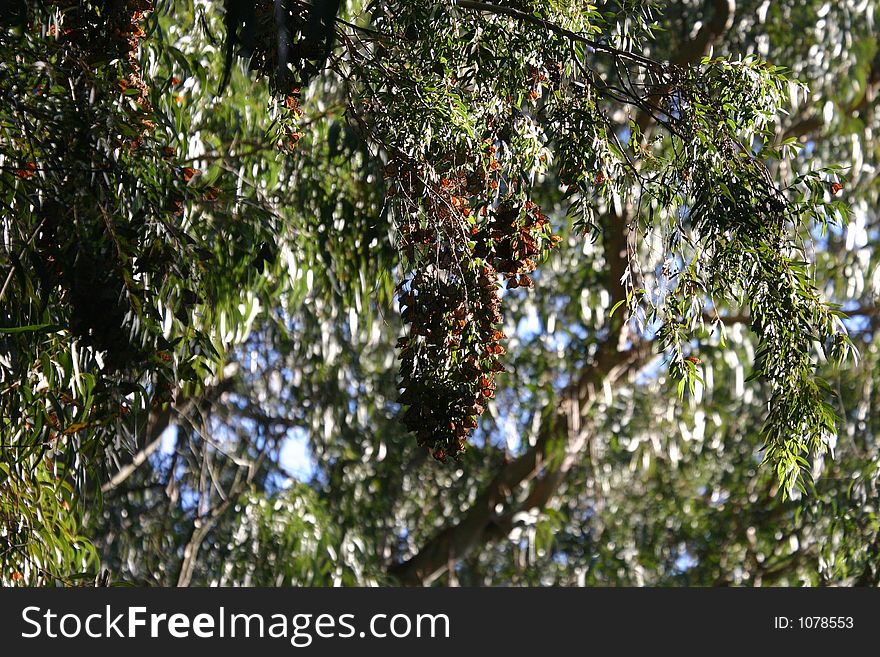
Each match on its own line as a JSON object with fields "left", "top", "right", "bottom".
{"left": 216, "top": 1, "right": 562, "bottom": 460}
{"left": 391, "top": 139, "right": 561, "bottom": 461}
{"left": 26, "top": 0, "right": 156, "bottom": 366}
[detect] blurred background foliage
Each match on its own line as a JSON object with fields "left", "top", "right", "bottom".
{"left": 1, "top": 0, "right": 879, "bottom": 586}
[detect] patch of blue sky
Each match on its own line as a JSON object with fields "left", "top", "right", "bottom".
{"left": 516, "top": 311, "right": 542, "bottom": 341}
{"left": 158, "top": 423, "right": 178, "bottom": 456}
{"left": 842, "top": 312, "right": 873, "bottom": 335}
{"left": 799, "top": 140, "right": 817, "bottom": 158}
{"left": 634, "top": 352, "right": 667, "bottom": 386}
{"left": 278, "top": 426, "right": 316, "bottom": 484}
{"left": 673, "top": 548, "right": 698, "bottom": 574}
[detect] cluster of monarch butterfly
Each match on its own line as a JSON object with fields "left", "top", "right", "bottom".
{"left": 473, "top": 199, "right": 560, "bottom": 289}
{"left": 278, "top": 90, "right": 306, "bottom": 152}
{"left": 254, "top": 46, "right": 307, "bottom": 152}
{"left": 396, "top": 263, "right": 505, "bottom": 461}
{"left": 393, "top": 155, "right": 561, "bottom": 461}
{"left": 112, "top": 0, "right": 152, "bottom": 109}
{"left": 527, "top": 66, "right": 548, "bottom": 103}
{"left": 14, "top": 3, "right": 164, "bottom": 367}
{"left": 45, "top": 1, "right": 153, "bottom": 109}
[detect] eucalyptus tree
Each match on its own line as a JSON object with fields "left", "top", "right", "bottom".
{"left": 1, "top": 0, "right": 877, "bottom": 586}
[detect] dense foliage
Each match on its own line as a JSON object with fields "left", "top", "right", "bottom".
{"left": 1, "top": 0, "right": 878, "bottom": 586}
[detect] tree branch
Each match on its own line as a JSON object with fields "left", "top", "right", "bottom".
{"left": 101, "top": 431, "right": 166, "bottom": 495}
{"left": 99, "top": 373, "right": 239, "bottom": 496}
{"left": 700, "top": 304, "right": 879, "bottom": 329}
{"left": 389, "top": 342, "right": 648, "bottom": 585}
{"left": 454, "top": 1, "right": 662, "bottom": 70}
{"left": 673, "top": 0, "right": 736, "bottom": 67}
{"left": 637, "top": 0, "right": 735, "bottom": 134}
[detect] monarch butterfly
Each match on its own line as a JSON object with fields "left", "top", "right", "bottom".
{"left": 16, "top": 162, "right": 36, "bottom": 179}
{"left": 488, "top": 360, "right": 506, "bottom": 373}
{"left": 831, "top": 182, "right": 844, "bottom": 195}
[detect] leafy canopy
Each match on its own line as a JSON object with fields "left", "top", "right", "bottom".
{"left": 0, "top": 0, "right": 868, "bottom": 586}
